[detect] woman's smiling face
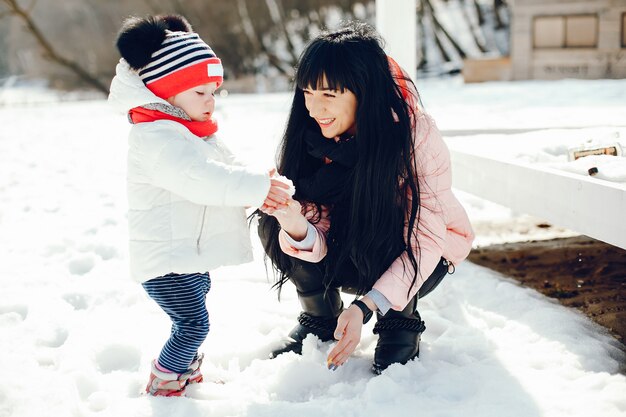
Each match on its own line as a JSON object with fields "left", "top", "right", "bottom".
{"left": 303, "top": 79, "right": 357, "bottom": 139}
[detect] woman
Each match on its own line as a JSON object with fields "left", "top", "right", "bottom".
{"left": 258, "top": 22, "right": 474, "bottom": 374}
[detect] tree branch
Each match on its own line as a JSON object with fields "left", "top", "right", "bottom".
{"left": 460, "top": 0, "right": 488, "bottom": 53}
{"left": 1, "top": 0, "right": 108, "bottom": 93}
{"left": 425, "top": 0, "right": 468, "bottom": 59}
{"left": 236, "top": 0, "right": 291, "bottom": 77}
{"left": 423, "top": 0, "right": 452, "bottom": 63}
{"left": 265, "top": 0, "right": 298, "bottom": 66}
{"left": 493, "top": 0, "right": 507, "bottom": 30}
{"left": 473, "top": 0, "right": 485, "bottom": 26}
{"left": 417, "top": 0, "right": 428, "bottom": 69}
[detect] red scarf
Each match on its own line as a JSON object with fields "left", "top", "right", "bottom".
{"left": 128, "top": 106, "right": 218, "bottom": 137}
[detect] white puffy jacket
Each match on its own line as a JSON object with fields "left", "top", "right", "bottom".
{"left": 108, "top": 60, "right": 270, "bottom": 282}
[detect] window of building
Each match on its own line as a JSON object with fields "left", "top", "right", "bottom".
{"left": 533, "top": 15, "right": 598, "bottom": 49}
{"left": 534, "top": 16, "right": 564, "bottom": 48}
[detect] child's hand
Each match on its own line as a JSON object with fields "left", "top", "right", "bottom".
{"left": 261, "top": 169, "right": 295, "bottom": 213}
{"left": 269, "top": 171, "right": 296, "bottom": 196}
{"left": 262, "top": 178, "right": 291, "bottom": 211}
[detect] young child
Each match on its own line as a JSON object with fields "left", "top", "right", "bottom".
{"left": 108, "top": 14, "right": 289, "bottom": 396}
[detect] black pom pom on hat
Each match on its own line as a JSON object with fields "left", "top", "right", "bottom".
{"left": 157, "top": 14, "right": 193, "bottom": 32}
{"left": 116, "top": 15, "right": 195, "bottom": 70}
{"left": 116, "top": 16, "right": 168, "bottom": 70}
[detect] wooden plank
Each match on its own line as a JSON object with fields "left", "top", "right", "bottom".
{"left": 450, "top": 149, "right": 626, "bottom": 249}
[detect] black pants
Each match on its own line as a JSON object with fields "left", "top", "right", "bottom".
{"left": 258, "top": 213, "right": 449, "bottom": 301}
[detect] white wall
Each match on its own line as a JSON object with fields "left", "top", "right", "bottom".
{"left": 376, "top": 0, "right": 417, "bottom": 80}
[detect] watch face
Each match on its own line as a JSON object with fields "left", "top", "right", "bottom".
{"left": 353, "top": 300, "right": 373, "bottom": 324}
{"left": 363, "top": 310, "right": 373, "bottom": 324}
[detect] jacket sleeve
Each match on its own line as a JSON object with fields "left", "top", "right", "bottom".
{"left": 372, "top": 115, "right": 453, "bottom": 310}
{"left": 136, "top": 124, "right": 270, "bottom": 208}
{"left": 277, "top": 203, "right": 330, "bottom": 262}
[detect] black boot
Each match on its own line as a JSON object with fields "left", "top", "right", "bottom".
{"left": 372, "top": 295, "right": 425, "bottom": 374}
{"left": 270, "top": 287, "right": 343, "bottom": 358}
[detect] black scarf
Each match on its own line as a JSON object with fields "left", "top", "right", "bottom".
{"left": 294, "top": 129, "right": 360, "bottom": 288}
{"left": 295, "top": 129, "right": 358, "bottom": 204}
{"left": 294, "top": 129, "right": 405, "bottom": 292}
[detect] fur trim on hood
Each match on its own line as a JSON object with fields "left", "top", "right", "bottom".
{"left": 108, "top": 59, "right": 169, "bottom": 114}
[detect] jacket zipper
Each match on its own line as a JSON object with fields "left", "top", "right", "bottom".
{"left": 196, "top": 207, "right": 207, "bottom": 255}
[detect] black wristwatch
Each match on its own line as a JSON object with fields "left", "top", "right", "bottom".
{"left": 351, "top": 299, "right": 373, "bottom": 324}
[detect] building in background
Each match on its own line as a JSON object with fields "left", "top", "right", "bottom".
{"left": 510, "top": 0, "right": 626, "bottom": 79}
{"left": 462, "top": 0, "right": 626, "bottom": 82}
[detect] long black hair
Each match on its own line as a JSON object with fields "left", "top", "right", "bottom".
{"left": 261, "top": 22, "right": 422, "bottom": 300}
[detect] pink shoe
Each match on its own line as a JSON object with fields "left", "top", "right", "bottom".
{"left": 145, "top": 361, "right": 188, "bottom": 397}
{"left": 187, "top": 353, "right": 204, "bottom": 385}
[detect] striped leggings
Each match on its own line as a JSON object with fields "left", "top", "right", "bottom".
{"left": 142, "top": 272, "right": 211, "bottom": 374}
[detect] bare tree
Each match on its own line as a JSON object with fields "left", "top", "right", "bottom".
{"left": 235, "top": 0, "right": 293, "bottom": 76}
{"left": 265, "top": 0, "right": 300, "bottom": 64}
{"left": 493, "top": 0, "right": 507, "bottom": 30}
{"left": 459, "top": 0, "right": 488, "bottom": 53}
{"left": 424, "top": 0, "right": 468, "bottom": 59}
{"left": 417, "top": 1, "right": 428, "bottom": 69}
{"left": 416, "top": 0, "right": 510, "bottom": 73}
{"left": 1, "top": 0, "right": 108, "bottom": 93}
{"left": 473, "top": 0, "right": 485, "bottom": 26}
{"left": 231, "top": 0, "right": 365, "bottom": 77}
{"left": 1, "top": 0, "right": 509, "bottom": 91}
{"left": 1, "top": 0, "right": 374, "bottom": 91}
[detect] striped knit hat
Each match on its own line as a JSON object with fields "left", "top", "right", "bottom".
{"left": 116, "top": 15, "right": 223, "bottom": 100}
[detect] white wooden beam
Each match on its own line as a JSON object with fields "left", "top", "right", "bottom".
{"left": 376, "top": 0, "right": 417, "bottom": 81}
{"left": 450, "top": 150, "right": 626, "bottom": 250}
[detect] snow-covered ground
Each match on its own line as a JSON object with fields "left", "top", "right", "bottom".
{"left": 0, "top": 77, "right": 625, "bottom": 417}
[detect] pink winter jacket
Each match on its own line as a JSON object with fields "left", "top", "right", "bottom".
{"left": 278, "top": 112, "right": 475, "bottom": 311}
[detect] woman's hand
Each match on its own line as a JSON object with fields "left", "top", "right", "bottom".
{"left": 262, "top": 198, "right": 310, "bottom": 241}
{"left": 326, "top": 305, "right": 364, "bottom": 369}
